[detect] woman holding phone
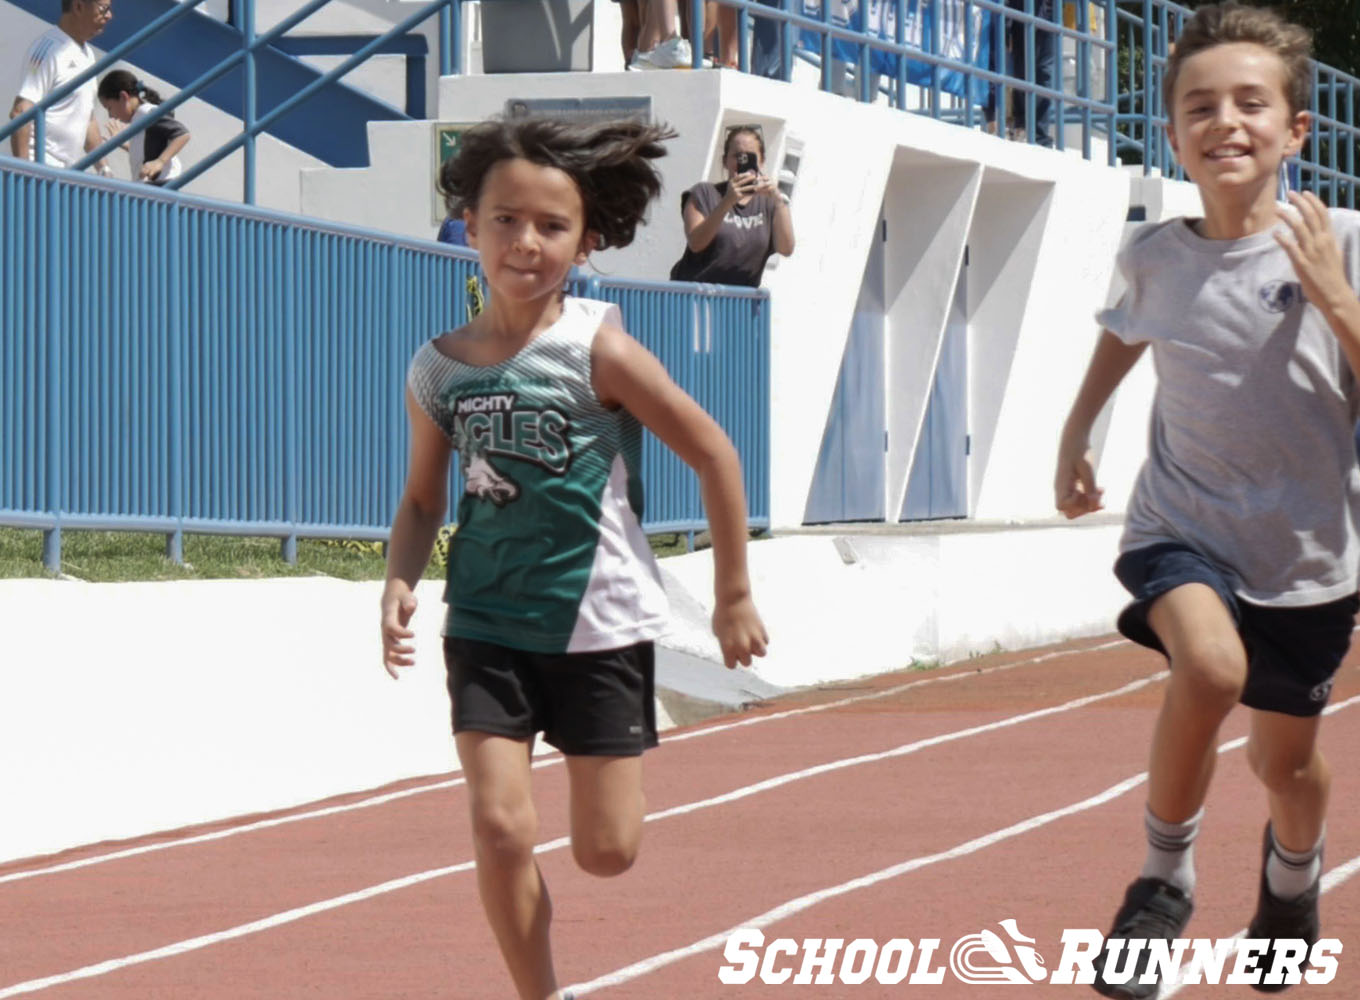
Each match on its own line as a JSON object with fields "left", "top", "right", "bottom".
{"left": 669, "top": 125, "right": 794, "bottom": 286}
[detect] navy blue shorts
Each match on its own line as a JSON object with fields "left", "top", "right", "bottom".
{"left": 1114, "top": 543, "right": 1358, "bottom": 717}
{"left": 444, "top": 637, "right": 658, "bottom": 756}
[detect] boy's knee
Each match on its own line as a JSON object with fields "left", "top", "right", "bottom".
{"left": 470, "top": 803, "right": 538, "bottom": 862}
{"left": 1248, "top": 741, "right": 1324, "bottom": 793}
{"left": 1173, "top": 641, "right": 1247, "bottom": 708}
{"left": 572, "top": 836, "right": 639, "bottom": 878}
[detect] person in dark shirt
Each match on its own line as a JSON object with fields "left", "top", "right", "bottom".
{"left": 669, "top": 125, "right": 794, "bottom": 287}
{"left": 96, "top": 70, "right": 189, "bottom": 184}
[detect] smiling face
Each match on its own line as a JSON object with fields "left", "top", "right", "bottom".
{"left": 463, "top": 157, "right": 595, "bottom": 304}
{"left": 1167, "top": 42, "right": 1309, "bottom": 201}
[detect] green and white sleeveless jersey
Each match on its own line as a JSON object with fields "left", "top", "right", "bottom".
{"left": 407, "top": 297, "right": 669, "bottom": 653}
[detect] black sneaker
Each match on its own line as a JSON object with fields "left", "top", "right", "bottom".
{"left": 1247, "top": 823, "right": 1320, "bottom": 993}
{"left": 1091, "top": 877, "right": 1194, "bottom": 999}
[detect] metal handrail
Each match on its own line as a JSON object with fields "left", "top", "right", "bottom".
{"left": 0, "top": 0, "right": 213, "bottom": 164}
{"left": 169, "top": 0, "right": 457, "bottom": 192}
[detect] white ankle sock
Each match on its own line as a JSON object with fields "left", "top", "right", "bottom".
{"left": 1141, "top": 804, "right": 1202, "bottom": 895}
{"left": 1266, "top": 826, "right": 1323, "bottom": 901}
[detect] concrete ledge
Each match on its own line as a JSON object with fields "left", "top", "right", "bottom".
{"left": 0, "top": 519, "right": 1127, "bottom": 865}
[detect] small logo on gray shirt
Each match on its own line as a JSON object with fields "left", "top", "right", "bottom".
{"left": 1258, "top": 280, "right": 1301, "bottom": 313}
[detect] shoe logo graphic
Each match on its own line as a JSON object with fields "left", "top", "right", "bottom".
{"left": 948, "top": 919, "right": 1048, "bottom": 984}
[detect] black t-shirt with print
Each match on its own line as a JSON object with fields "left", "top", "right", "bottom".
{"left": 669, "top": 181, "right": 777, "bottom": 287}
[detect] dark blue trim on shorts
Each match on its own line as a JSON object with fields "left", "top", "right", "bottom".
{"left": 1114, "top": 542, "right": 1358, "bottom": 717}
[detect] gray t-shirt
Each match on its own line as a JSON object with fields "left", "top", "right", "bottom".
{"left": 669, "top": 181, "right": 777, "bottom": 287}
{"left": 1101, "top": 212, "right": 1360, "bottom": 607}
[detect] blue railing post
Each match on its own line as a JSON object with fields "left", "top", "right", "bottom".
{"left": 167, "top": 201, "right": 185, "bottom": 564}
{"left": 962, "top": 0, "right": 974, "bottom": 128}
{"left": 929, "top": 0, "right": 941, "bottom": 118}
{"left": 780, "top": 0, "right": 794, "bottom": 84}
{"left": 451, "top": 0, "right": 464, "bottom": 75}
{"left": 737, "top": 0, "right": 750, "bottom": 74}
{"left": 33, "top": 114, "right": 46, "bottom": 167}
{"left": 41, "top": 183, "right": 64, "bottom": 573}
{"left": 243, "top": 0, "right": 258, "bottom": 204}
{"left": 1105, "top": 0, "right": 1116, "bottom": 165}
{"left": 439, "top": 2, "right": 453, "bottom": 74}
{"left": 691, "top": 0, "right": 705, "bottom": 67}
{"left": 1051, "top": 0, "right": 1064, "bottom": 151}
{"left": 820, "top": 0, "right": 833, "bottom": 93}
{"left": 894, "top": 0, "right": 907, "bottom": 110}
{"left": 1141, "top": 0, "right": 1153, "bottom": 176}
{"left": 993, "top": 0, "right": 1006, "bottom": 130}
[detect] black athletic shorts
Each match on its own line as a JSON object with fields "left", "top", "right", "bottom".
{"left": 1114, "top": 542, "right": 1359, "bottom": 717}
{"left": 443, "top": 636, "right": 658, "bottom": 756}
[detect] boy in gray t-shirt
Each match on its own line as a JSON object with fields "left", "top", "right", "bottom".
{"left": 1055, "top": 5, "right": 1360, "bottom": 996}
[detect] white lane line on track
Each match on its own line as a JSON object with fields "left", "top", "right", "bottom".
{"left": 1158, "top": 847, "right": 1360, "bottom": 997}
{"left": 1, "top": 638, "right": 1133, "bottom": 883}
{"left": 564, "top": 692, "right": 1360, "bottom": 996}
{"left": 0, "top": 669, "right": 1163, "bottom": 997}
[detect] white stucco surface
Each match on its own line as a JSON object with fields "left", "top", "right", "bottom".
{"left": 1, "top": 517, "right": 1129, "bottom": 866}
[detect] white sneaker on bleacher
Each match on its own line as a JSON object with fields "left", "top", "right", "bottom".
{"left": 630, "top": 36, "right": 693, "bottom": 70}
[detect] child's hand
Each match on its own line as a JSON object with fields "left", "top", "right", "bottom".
{"left": 139, "top": 159, "right": 163, "bottom": 182}
{"left": 1054, "top": 436, "right": 1104, "bottom": 519}
{"left": 380, "top": 584, "right": 419, "bottom": 679}
{"left": 712, "top": 594, "right": 769, "bottom": 669}
{"left": 1276, "top": 192, "right": 1354, "bottom": 318}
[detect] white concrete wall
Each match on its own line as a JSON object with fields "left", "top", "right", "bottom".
{"left": 0, "top": 519, "right": 1129, "bottom": 866}
{"left": 0, "top": 576, "right": 457, "bottom": 864}
{"left": 302, "top": 69, "right": 1134, "bottom": 528}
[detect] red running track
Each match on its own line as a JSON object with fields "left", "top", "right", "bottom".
{"left": 4, "top": 636, "right": 1360, "bottom": 999}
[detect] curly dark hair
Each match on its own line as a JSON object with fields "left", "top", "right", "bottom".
{"left": 437, "top": 117, "right": 676, "bottom": 251}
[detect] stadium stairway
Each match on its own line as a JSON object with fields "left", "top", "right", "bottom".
{"left": 6, "top": 0, "right": 410, "bottom": 167}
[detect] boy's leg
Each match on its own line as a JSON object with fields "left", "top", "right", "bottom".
{"left": 565, "top": 753, "right": 646, "bottom": 877}
{"left": 457, "top": 731, "right": 560, "bottom": 1000}
{"left": 1145, "top": 582, "right": 1247, "bottom": 828}
{"left": 1092, "top": 581, "right": 1246, "bottom": 999}
{"left": 1245, "top": 709, "right": 1327, "bottom": 976}
{"left": 1248, "top": 711, "right": 1328, "bottom": 864}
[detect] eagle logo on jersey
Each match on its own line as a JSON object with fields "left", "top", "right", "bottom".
{"left": 452, "top": 391, "right": 572, "bottom": 478}
{"left": 463, "top": 451, "right": 520, "bottom": 506}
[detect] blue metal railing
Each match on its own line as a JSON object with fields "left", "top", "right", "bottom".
{"left": 4, "top": 0, "right": 1355, "bottom": 202}
{"left": 726, "top": 0, "right": 1357, "bottom": 201}
{"left": 0, "top": 0, "right": 456, "bottom": 203}
{"left": 0, "top": 159, "right": 770, "bottom": 571}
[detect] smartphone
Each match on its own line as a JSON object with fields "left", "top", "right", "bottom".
{"left": 735, "top": 151, "right": 758, "bottom": 175}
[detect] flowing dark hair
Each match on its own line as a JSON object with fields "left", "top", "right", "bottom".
{"left": 438, "top": 117, "right": 675, "bottom": 251}
{"left": 97, "top": 69, "right": 163, "bottom": 105}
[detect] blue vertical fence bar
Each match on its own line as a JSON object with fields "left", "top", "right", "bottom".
{"left": 242, "top": 0, "right": 258, "bottom": 204}
{"left": 0, "top": 161, "right": 770, "bottom": 569}
{"left": 587, "top": 278, "right": 771, "bottom": 531}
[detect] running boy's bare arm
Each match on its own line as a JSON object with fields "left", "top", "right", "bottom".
{"left": 380, "top": 389, "right": 452, "bottom": 678}
{"left": 1055, "top": 331, "right": 1149, "bottom": 519}
{"left": 591, "top": 323, "right": 769, "bottom": 669}
{"left": 1276, "top": 191, "right": 1360, "bottom": 377}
